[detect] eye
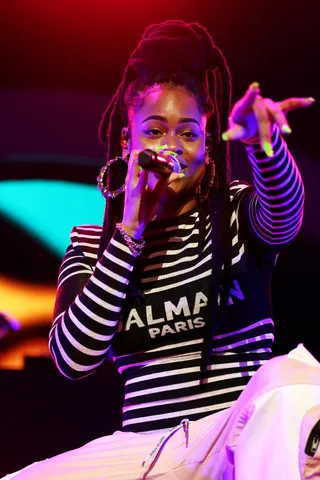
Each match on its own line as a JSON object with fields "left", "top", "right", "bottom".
{"left": 144, "top": 128, "right": 163, "bottom": 137}
{"left": 180, "top": 131, "right": 198, "bottom": 140}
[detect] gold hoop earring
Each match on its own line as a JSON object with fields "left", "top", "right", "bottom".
{"left": 96, "top": 155, "right": 129, "bottom": 199}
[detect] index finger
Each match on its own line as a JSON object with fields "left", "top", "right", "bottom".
{"left": 253, "top": 96, "right": 274, "bottom": 157}
{"left": 126, "top": 149, "right": 148, "bottom": 193}
{"left": 126, "top": 149, "right": 142, "bottom": 177}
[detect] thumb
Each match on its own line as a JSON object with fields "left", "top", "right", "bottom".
{"left": 222, "top": 124, "right": 247, "bottom": 142}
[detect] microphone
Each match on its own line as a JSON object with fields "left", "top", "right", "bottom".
{"left": 138, "top": 149, "right": 181, "bottom": 176}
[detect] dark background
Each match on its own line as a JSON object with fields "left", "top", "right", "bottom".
{"left": 0, "top": 0, "right": 319, "bottom": 476}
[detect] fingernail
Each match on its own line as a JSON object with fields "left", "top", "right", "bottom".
{"left": 281, "top": 124, "right": 292, "bottom": 134}
{"left": 250, "top": 82, "right": 260, "bottom": 89}
{"left": 179, "top": 173, "right": 185, "bottom": 179}
{"left": 221, "top": 132, "right": 229, "bottom": 141}
{"left": 154, "top": 144, "right": 168, "bottom": 152}
{"left": 167, "top": 150, "right": 178, "bottom": 157}
{"left": 263, "top": 141, "right": 274, "bottom": 158}
{"left": 306, "top": 97, "right": 316, "bottom": 103}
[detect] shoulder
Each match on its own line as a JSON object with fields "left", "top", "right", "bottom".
{"left": 69, "top": 224, "right": 102, "bottom": 261}
{"left": 57, "top": 225, "right": 102, "bottom": 287}
{"left": 229, "top": 180, "right": 254, "bottom": 206}
{"left": 229, "top": 179, "right": 252, "bottom": 198}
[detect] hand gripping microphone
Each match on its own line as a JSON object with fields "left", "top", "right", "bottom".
{"left": 137, "top": 149, "right": 181, "bottom": 176}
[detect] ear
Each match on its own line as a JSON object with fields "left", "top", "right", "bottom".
{"left": 121, "top": 127, "right": 130, "bottom": 157}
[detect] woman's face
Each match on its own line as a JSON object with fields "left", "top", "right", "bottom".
{"left": 127, "top": 85, "right": 208, "bottom": 196}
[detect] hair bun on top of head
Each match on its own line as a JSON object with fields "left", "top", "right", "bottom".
{"left": 129, "top": 20, "right": 215, "bottom": 81}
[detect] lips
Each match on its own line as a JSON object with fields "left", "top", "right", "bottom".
{"left": 177, "top": 159, "right": 188, "bottom": 170}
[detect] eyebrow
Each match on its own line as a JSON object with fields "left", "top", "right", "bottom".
{"left": 141, "top": 115, "right": 201, "bottom": 127}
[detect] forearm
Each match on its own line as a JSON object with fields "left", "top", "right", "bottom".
{"left": 49, "top": 229, "right": 137, "bottom": 379}
{"left": 245, "top": 126, "right": 304, "bottom": 245}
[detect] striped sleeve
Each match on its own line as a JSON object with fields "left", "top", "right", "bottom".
{"left": 244, "top": 125, "right": 305, "bottom": 246}
{"left": 49, "top": 228, "right": 137, "bottom": 379}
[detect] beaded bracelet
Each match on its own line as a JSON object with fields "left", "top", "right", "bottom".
{"left": 115, "top": 223, "right": 145, "bottom": 257}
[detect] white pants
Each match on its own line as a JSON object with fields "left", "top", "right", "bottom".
{"left": 3, "top": 344, "right": 320, "bottom": 479}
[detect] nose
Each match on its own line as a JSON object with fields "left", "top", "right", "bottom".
{"left": 164, "top": 134, "right": 183, "bottom": 156}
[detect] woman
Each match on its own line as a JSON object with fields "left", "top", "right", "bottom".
{"left": 5, "top": 19, "right": 319, "bottom": 480}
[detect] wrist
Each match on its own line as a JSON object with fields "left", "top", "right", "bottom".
{"left": 121, "top": 222, "right": 144, "bottom": 240}
{"left": 116, "top": 223, "right": 145, "bottom": 257}
{"left": 242, "top": 122, "right": 278, "bottom": 146}
{"left": 242, "top": 135, "right": 260, "bottom": 146}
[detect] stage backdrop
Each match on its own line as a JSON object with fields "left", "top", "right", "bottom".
{"left": 1, "top": 0, "right": 319, "bottom": 370}
{"left": 0, "top": 0, "right": 319, "bottom": 476}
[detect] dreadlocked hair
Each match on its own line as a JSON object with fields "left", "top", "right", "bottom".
{"left": 98, "top": 20, "right": 232, "bottom": 381}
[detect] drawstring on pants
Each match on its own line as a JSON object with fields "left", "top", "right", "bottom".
{"left": 141, "top": 418, "right": 189, "bottom": 476}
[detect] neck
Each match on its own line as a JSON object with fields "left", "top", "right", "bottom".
{"left": 153, "top": 192, "right": 198, "bottom": 220}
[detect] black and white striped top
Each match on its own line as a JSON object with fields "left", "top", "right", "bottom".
{"left": 50, "top": 127, "right": 304, "bottom": 432}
